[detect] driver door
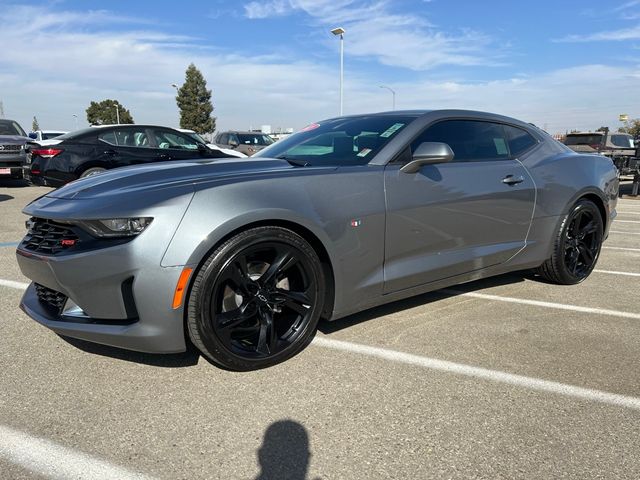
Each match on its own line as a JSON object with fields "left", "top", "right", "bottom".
{"left": 383, "top": 119, "right": 536, "bottom": 294}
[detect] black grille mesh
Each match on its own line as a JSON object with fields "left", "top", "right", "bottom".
{"left": 23, "top": 217, "right": 79, "bottom": 255}
{"left": 34, "top": 283, "right": 67, "bottom": 313}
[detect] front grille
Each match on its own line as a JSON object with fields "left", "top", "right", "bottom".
{"left": 23, "top": 217, "right": 79, "bottom": 255}
{"left": 35, "top": 283, "right": 67, "bottom": 313}
{"left": 0, "top": 144, "right": 22, "bottom": 154}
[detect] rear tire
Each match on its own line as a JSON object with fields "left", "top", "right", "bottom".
{"left": 187, "top": 226, "right": 325, "bottom": 371}
{"left": 80, "top": 167, "right": 106, "bottom": 178}
{"left": 535, "top": 199, "right": 603, "bottom": 285}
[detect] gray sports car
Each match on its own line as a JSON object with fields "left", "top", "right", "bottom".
{"left": 16, "top": 110, "right": 619, "bottom": 370}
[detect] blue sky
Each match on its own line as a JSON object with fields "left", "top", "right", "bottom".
{"left": 0, "top": 0, "right": 639, "bottom": 134}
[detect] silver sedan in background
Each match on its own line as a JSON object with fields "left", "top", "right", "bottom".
{"left": 16, "top": 110, "right": 618, "bottom": 370}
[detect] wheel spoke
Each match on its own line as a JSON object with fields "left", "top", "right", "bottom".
{"left": 581, "top": 220, "right": 598, "bottom": 236}
{"left": 578, "top": 243, "right": 595, "bottom": 265}
{"left": 274, "top": 288, "right": 312, "bottom": 305}
{"left": 260, "top": 250, "right": 297, "bottom": 285}
{"left": 217, "top": 302, "right": 256, "bottom": 330}
{"left": 567, "top": 248, "right": 580, "bottom": 274}
{"left": 256, "top": 308, "right": 275, "bottom": 355}
{"left": 221, "top": 255, "right": 255, "bottom": 295}
{"left": 571, "top": 212, "right": 583, "bottom": 237}
{"left": 284, "top": 299, "right": 309, "bottom": 316}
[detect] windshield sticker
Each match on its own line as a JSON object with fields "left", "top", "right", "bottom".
{"left": 357, "top": 148, "right": 372, "bottom": 157}
{"left": 301, "top": 123, "right": 320, "bottom": 132}
{"left": 380, "top": 123, "right": 405, "bottom": 138}
{"left": 494, "top": 137, "right": 508, "bottom": 155}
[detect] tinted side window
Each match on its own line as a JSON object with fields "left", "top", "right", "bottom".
{"left": 411, "top": 120, "right": 510, "bottom": 162}
{"left": 218, "top": 134, "right": 228, "bottom": 144}
{"left": 99, "top": 129, "right": 150, "bottom": 148}
{"left": 152, "top": 130, "right": 200, "bottom": 150}
{"left": 505, "top": 125, "right": 537, "bottom": 156}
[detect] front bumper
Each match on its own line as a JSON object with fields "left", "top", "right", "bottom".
{"left": 17, "top": 238, "right": 190, "bottom": 354}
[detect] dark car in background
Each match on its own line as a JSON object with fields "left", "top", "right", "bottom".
{"left": 28, "top": 124, "right": 232, "bottom": 187}
{"left": 214, "top": 130, "right": 275, "bottom": 156}
{"left": 0, "top": 119, "right": 30, "bottom": 179}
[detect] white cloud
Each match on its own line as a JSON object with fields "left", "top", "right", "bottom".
{"left": 0, "top": 3, "right": 637, "bottom": 136}
{"left": 556, "top": 25, "right": 640, "bottom": 42}
{"left": 244, "top": 0, "right": 293, "bottom": 19}
{"left": 243, "top": 0, "right": 497, "bottom": 70}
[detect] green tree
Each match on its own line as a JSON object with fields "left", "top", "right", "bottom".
{"left": 619, "top": 119, "right": 640, "bottom": 138}
{"left": 176, "top": 63, "right": 215, "bottom": 134}
{"left": 595, "top": 126, "right": 609, "bottom": 132}
{"left": 32, "top": 116, "right": 40, "bottom": 131}
{"left": 86, "top": 99, "right": 134, "bottom": 125}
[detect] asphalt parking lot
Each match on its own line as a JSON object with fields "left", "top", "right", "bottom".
{"left": 1, "top": 179, "right": 639, "bottom": 480}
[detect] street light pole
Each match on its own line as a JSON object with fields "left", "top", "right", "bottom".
{"left": 331, "top": 27, "right": 346, "bottom": 116}
{"left": 72, "top": 114, "right": 78, "bottom": 130}
{"left": 379, "top": 85, "right": 396, "bottom": 110}
{"left": 114, "top": 105, "right": 120, "bottom": 125}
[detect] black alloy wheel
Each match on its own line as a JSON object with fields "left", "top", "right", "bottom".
{"left": 187, "top": 227, "right": 325, "bottom": 371}
{"left": 536, "top": 199, "right": 603, "bottom": 285}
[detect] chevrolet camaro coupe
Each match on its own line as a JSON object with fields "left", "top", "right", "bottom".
{"left": 16, "top": 110, "right": 619, "bottom": 370}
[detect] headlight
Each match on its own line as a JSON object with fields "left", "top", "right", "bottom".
{"left": 78, "top": 217, "right": 153, "bottom": 238}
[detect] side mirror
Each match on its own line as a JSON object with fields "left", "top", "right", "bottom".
{"left": 197, "top": 143, "right": 207, "bottom": 152}
{"left": 28, "top": 132, "right": 37, "bottom": 139}
{"left": 228, "top": 139, "right": 239, "bottom": 147}
{"left": 400, "top": 142, "right": 454, "bottom": 174}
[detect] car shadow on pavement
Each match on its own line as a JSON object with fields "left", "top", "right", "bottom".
{"left": 253, "top": 420, "right": 316, "bottom": 480}
{"left": 58, "top": 335, "right": 200, "bottom": 368}
{"left": 319, "top": 272, "right": 530, "bottom": 334}
{"left": 0, "top": 194, "right": 14, "bottom": 202}
{"left": 0, "top": 179, "right": 30, "bottom": 188}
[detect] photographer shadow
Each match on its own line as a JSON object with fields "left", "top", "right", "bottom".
{"left": 254, "top": 420, "right": 317, "bottom": 480}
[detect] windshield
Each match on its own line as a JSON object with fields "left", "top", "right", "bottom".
{"left": 237, "top": 133, "right": 274, "bottom": 146}
{"left": 611, "top": 134, "right": 634, "bottom": 148}
{"left": 254, "top": 115, "right": 417, "bottom": 166}
{"left": 0, "top": 120, "right": 27, "bottom": 137}
{"left": 564, "top": 134, "right": 603, "bottom": 146}
{"left": 187, "top": 132, "right": 208, "bottom": 144}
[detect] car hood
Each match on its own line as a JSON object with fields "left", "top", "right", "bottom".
{"left": 45, "top": 158, "right": 334, "bottom": 200}
{"left": 0, "top": 135, "right": 29, "bottom": 144}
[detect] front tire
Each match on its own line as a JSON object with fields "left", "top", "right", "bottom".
{"left": 187, "top": 226, "right": 325, "bottom": 371}
{"left": 536, "top": 199, "right": 603, "bottom": 285}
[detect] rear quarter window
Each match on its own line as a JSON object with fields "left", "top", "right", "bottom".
{"left": 504, "top": 125, "right": 538, "bottom": 156}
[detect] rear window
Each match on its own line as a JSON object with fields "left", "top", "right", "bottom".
{"left": 610, "top": 134, "right": 634, "bottom": 148}
{"left": 564, "top": 134, "right": 603, "bottom": 146}
{"left": 0, "top": 120, "right": 27, "bottom": 137}
{"left": 504, "top": 125, "right": 538, "bottom": 156}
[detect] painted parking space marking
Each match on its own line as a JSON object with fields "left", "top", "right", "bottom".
{"left": 0, "top": 242, "right": 19, "bottom": 248}
{"left": 614, "top": 220, "right": 640, "bottom": 224}
{"left": 594, "top": 269, "right": 640, "bottom": 277}
{"left": 440, "top": 289, "right": 640, "bottom": 320}
{"left": 610, "top": 230, "right": 640, "bottom": 235}
{"left": 313, "top": 337, "right": 640, "bottom": 411}
{"left": 0, "top": 425, "right": 155, "bottom": 480}
{"left": 602, "top": 246, "right": 640, "bottom": 252}
{"left": 0, "top": 279, "right": 29, "bottom": 290}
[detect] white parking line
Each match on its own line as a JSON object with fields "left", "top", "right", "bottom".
{"left": 602, "top": 246, "right": 640, "bottom": 252}
{"left": 441, "top": 289, "right": 640, "bottom": 320}
{"left": 610, "top": 230, "right": 640, "bottom": 235}
{"left": 614, "top": 220, "right": 640, "bottom": 224}
{"left": 594, "top": 269, "right": 640, "bottom": 277}
{"left": 313, "top": 337, "right": 640, "bottom": 411}
{"left": 0, "top": 425, "right": 154, "bottom": 480}
{"left": 0, "top": 279, "right": 29, "bottom": 290}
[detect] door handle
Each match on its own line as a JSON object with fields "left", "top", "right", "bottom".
{"left": 103, "top": 149, "right": 117, "bottom": 156}
{"left": 503, "top": 175, "right": 524, "bottom": 186}
{"left": 158, "top": 154, "right": 171, "bottom": 160}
